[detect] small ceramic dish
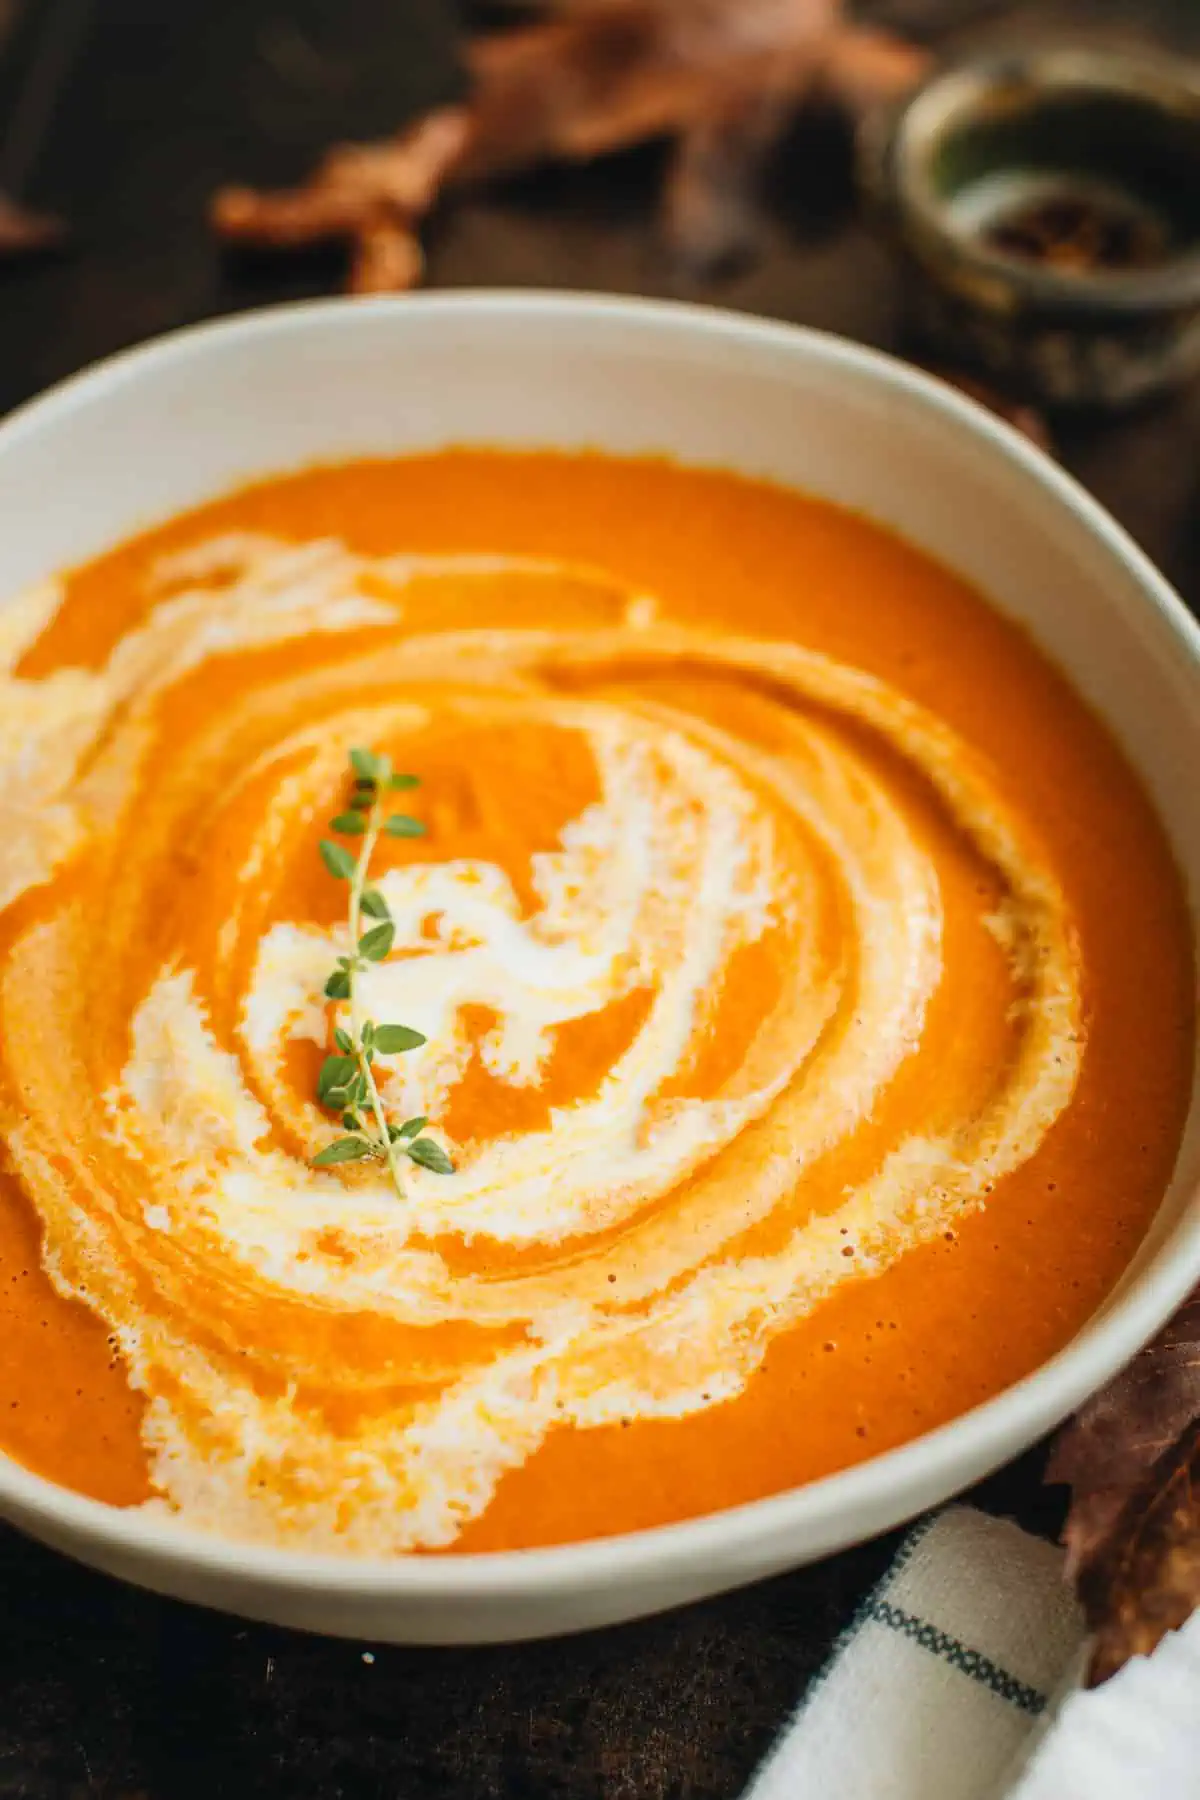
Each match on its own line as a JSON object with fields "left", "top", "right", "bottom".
{"left": 864, "top": 45, "right": 1200, "bottom": 407}
{"left": 0, "top": 294, "right": 1197, "bottom": 1641}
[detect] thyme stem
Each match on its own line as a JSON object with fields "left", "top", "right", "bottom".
{"left": 311, "top": 748, "right": 454, "bottom": 1189}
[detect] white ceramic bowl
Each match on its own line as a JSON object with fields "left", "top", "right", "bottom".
{"left": 1, "top": 294, "right": 1197, "bottom": 1643}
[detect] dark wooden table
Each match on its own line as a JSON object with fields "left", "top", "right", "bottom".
{"left": 0, "top": 3, "right": 1196, "bottom": 1795}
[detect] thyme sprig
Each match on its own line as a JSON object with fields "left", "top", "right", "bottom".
{"left": 312, "top": 747, "right": 453, "bottom": 1190}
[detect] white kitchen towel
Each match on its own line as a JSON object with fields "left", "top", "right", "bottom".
{"left": 746, "top": 1506, "right": 1084, "bottom": 1800}
{"left": 747, "top": 1504, "right": 1200, "bottom": 1800}
{"left": 1003, "top": 1605, "right": 1200, "bottom": 1800}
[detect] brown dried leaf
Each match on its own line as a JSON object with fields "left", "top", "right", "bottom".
{"left": 349, "top": 218, "right": 424, "bottom": 294}
{"left": 461, "top": 0, "right": 929, "bottom": 228}
{"left": 460, "top": 1, "right": 845, "bottom": 172}
{"left": 1080, "top": 1423, "right": 1200, "bottom": 1688}
{"left": 212, "top": 182, "right": 371, "bottom": 248}
{"left": 462, "top": 10, "right": 721, "bottom": 174}
{"left": 0, "top": 192, "right": 66, "bottom": 259}
{"left": 1046, "top": 1290, "right": 1200, "bottom": 1685}
{"left": 211, "top": 108, "right": 470, "bottom": 258}
{"left": 321, "top": 111, "right": 475, "bottom": 218}
{"left": 212, "top": 0, "right": 926, "bottom": 290}
{"left": 820, "top": 26, "right": 930, "bottom": 114}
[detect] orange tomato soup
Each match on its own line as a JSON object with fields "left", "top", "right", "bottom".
{"left": 0, "top": 451, "right": 1191, "bottom": 1553}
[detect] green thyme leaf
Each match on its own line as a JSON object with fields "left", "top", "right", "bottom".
{"left": 334, "top": 1027, "right": 353, "bottom": 1054}
{"left": 385, "top": 814, "right": 425, "bottom": 839}
{"left": 360, "top": 889, "right": 390, "bottom": 920}
{"left": 390, "top": 772, "right": 419, "bottom": 791}
{"left": 359, "top": 922, "right": 395, "bottom": 962}
{"left": 406, "top": 1137, "right": 455, "bottom": 1174}
{"left": 330, "top": 811, "right": 367, "bottom": 836}
{"left": 349, "top": 747, "right": 381, "bottom": 783}
{"left": 324, "top": 969, "right": 351, "bottom": 1000}
{"left": 319, "top": 839, "right": 356, "bottom": 881}
{"left": 395, "top": 1115, "right": 427, "bottom": 1139}
{"left": 317, "top": 1054, "right": 357, "bottom": 1103}
{"left": 313, "top": 1136, "right": 374, "bottom": 1166}
{"left": 373, "top": 1023, "right": 426, "bottom": 1054}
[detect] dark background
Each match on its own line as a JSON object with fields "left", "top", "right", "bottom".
{"left": 0, "top": 3, "right": 1197, "bottom": 1795}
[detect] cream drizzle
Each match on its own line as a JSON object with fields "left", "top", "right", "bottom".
{"left": 0, "top": 536, "right": 1082, "bottom": 1552}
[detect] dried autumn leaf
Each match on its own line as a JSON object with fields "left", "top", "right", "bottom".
{"left": 211, "top": 0, "right": 927, "bottom": 291}
{"left": 1046, "top": 1289, "right": 1200, "bottom": 1686}
{"left": 350, "top": 218, "right": 424, "bottom": 295}
{"left": 211, "top": 107, "right": 470, "bottom": 293}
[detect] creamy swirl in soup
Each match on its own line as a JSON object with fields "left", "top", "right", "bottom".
{"left": 0, "top": 452, "right": 1190, "bottom": 1554}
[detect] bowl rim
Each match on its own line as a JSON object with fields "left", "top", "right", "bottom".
{"left": 0, "top": 289, "right": 1197, "bottom": 1602}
